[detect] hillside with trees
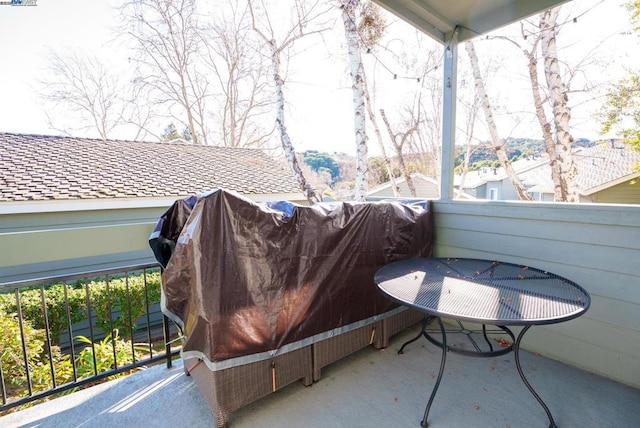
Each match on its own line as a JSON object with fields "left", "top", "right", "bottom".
{"left": 300, "top": 137, "right": 597, "bottom": 199}
{"left": 453, "top": 138, "right": 594, "bottom": 172}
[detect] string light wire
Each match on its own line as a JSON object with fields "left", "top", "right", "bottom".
{"left": 347, "top": 0, "right": 606, "bottom": 81}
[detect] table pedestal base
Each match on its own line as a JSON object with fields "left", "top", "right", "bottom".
{"left": 400, "top": 317, "right": 557, "bottom": 428}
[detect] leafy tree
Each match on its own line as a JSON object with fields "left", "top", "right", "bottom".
{"left": 302, "top": 151, "right": 341, "bottom": 182}
{"left": 368, "top": 157, "right": 390, "bottom": 185}
{"left": 161, "top": 123, "right": 192, "bottom": 142}
{"left": 600, "top": 74, "right": 640, "bottom": 155}
{"left": 599, "top": 1, "right": 639, "bottom": 162}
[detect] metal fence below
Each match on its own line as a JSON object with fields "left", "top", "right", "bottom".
{"left": 0, "top": 263, "right": 180, "bottom": 413}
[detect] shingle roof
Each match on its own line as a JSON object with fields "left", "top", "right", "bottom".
{"left": 574, "top": 142, "right": 640, "bottom": 192}
{"left": 458, "top": 141, "right": 640, "bottom": 195}
{"left": 0, "top": 133, "right": 302, "bottom": 202}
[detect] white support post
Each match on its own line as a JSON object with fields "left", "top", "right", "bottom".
{"left": 440, "top": 32, "right": 458, "bottom": 200}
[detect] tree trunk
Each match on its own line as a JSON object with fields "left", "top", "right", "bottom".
{"left": 458, "top": 144, "right": 474, "bottom": 199}
{"left": 522, "top": 36, "right": 563, "bottom": 201}
{"left": 248, "top": 0, "right": 321, "bottom": 203}
{"left": 466, "top": 41, "right": 533, "bottom": 201}
{"left": 341, "top": 0, "right": 368, "bottom": 201}
{"left": 540, "top": 8, "right": 579, "bottom": 202}
{"left": 379, "top": 109, "right": 418, "bottom": 197}
{"left": 362, "top": 68, "right": 400, "bottom": 196}
{"left": 271, "top": 43, "right": 319, "bottom": 202}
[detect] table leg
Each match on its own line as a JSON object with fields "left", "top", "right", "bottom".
{"left": 420, "top": 317, "right": 447, "bottom": 428}
{"left": 398, "top": 316, "right": 430, "bottom": 354}
{"left": 482, "top": 324, "right": 494, "bottom": 352}
{"left": 514, "top": 325, "right": 557, "bottom": 428}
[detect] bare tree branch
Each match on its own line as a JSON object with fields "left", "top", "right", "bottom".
{"left": 121, "top": 0, "right": 209, "bottom": 145}
{"left": 466, "top": 41, "right": 533, "bottom": 201}
{"left": 248, "top": 0, "right": 334, "bottom": 202}
{"left": 39, "top": 50, "right": 139, "bottom": 140}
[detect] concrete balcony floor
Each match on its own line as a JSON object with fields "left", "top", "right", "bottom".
{"left": 2, "top": 324, "right": 639, "bottom": 428}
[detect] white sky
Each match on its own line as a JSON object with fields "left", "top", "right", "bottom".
{"left": 0, "top": 0, "right": 637, "bottom": 156}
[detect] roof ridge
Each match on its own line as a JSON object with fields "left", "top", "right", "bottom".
{"left": 0, "top": 131, "right": 269, "bottom": 152}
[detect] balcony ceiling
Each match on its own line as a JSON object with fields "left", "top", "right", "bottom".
{"left": 373, "top": 0, "right": 572, "bottom": 43}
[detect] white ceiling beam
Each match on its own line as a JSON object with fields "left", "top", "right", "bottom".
{"left": 374, "top": 0, "right": 572, "bottom": 44}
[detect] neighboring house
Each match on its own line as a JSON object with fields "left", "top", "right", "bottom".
{"left": 368, "top": 173, "right": 440, "bottom": 199}
{"left": 456, "top": 141, "right": 640, "bottom": 204}
{"left": 0, "top": 132, "right": 304, "bottom": 283}
{"left": 456, "top": 155, "right": 549, "bottom": 201}
{"left": 369, "top": 172, "right": 475, "bottom": 200}
{"left": 572, "top": 142, "right": 640, "bottom": 203}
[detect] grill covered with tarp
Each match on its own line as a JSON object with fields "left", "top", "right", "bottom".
{"left": 150, "top": 188, "right": 433, "bottom": 365}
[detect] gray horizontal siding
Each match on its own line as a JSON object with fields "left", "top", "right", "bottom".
{"left": 0, "top": 250, "right": 156, "bottom": 285}
{"left": 0, "top": 206, "right": 168, "bottom": 233}
{"left": 592, "top": 180, "right": 640, "bottom": 204}
{"left": 432, "top": 200, "right": 640, "bottom": 389}
{"left": 0, "top": 206, "right": 164, "bottom": 283}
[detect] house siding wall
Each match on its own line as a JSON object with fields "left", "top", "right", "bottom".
{"left": 432, "top": 199, "right": 640, "bottom": 389}
{"left": 370, "top": 179, "right": 439, "bottom": 199}
{"left": 0, "top": 206, "right": 166, "bottom": 283}
{"left": 590, "top": 180, "right": 640, "bottom": 204}
{"left": 484, "top": 182, "right": 502, "bottom": 200}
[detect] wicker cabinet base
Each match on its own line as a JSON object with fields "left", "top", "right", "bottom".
{"left": 312, "top": 321, "right": 382, "bottom": 382}
{"left": 188, "top": 345, "right": 313, "bottom": 428}
{"left": 380, "top": 309, "right": 425, "bottom": 348}
{"left": 186, "top": 310, "right": 423, "bottom": 427}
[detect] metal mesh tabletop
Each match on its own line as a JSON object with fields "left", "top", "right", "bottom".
{"left": 375, "top": 258, "right": 590, "bottom": 325}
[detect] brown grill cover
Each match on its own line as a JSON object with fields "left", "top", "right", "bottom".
{"left": 152, "top": 189, "right": 433, "bottom": 363}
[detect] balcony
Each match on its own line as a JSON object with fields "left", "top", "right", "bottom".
{"left": 1, "top": 323, "right": 639, "bottom": 427}
{"left": 0, "top": 199, "right": 638, "bottom": 427}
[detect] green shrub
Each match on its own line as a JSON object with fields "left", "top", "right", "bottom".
{"left": 74, "top": 329, "right": 148, "bottom": 379}
{"left": 0, "top": 270, "right": 162, "bottom": 343}
{"left": 0, "top": 270, "right": 162, "bottom": 403}
{"left": 0, "top": 284, "right": 86, "bottom": 345}
{"left": 0, "top": 309, "right": 74, "bottom": 400}
{"left": 89, "top": 271, "right": 161, "bottom": 338}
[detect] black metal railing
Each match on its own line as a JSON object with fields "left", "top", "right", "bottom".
{"left": 0, "top": 263, "right": 180, "bottom": 413}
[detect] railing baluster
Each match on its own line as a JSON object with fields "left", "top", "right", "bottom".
{"left": 39, "top": 284, "right": 56, "bottom": 389}
{"left": 83, "top": 279, "right": 98, "bottom": 377}
{"left": 143, "top": 268, "right": 153, "bottom": 358}
{"left": 125, "top": 271, "right": 136, "bottom": 362}
{"left": 0, "top": 350, "right": 6, "bottom": 405}
{"left": 0, "top": 263, "right": 179, "bottom": 412}
{"left": 163, "top": 315, "right": 172, "bottom": 369}
{"left": 14, "top": 290, "right": 33, "bottom": 397}
{"left": 62, "top": 280, "right": 78, "bottom": 382}
{"left": 105, "top": 275, "right": 119, "bottom": 370}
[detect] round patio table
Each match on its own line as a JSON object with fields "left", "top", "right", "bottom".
{"left": 374, "top": 257, "right": 590, "bottom": 428}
